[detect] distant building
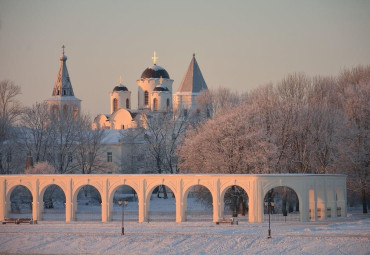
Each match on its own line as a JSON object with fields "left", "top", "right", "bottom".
{"left": 93, "top": 52, "right": 208, "bottom": 130}
{"left": 44, "top": 46, "right": 81, "bottom": 121}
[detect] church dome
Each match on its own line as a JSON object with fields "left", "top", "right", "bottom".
{"left": 113, "top": 85, "right": 129, "bottom": 92}
{"left": 141, "top": 64, "right": 170, "bottom": 79}
{"left": 153, "top": 85, "right": 169, "bottom": 92}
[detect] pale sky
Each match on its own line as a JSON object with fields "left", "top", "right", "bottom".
{"left": 0, "top": 0, "right": 369, "bottom": 117}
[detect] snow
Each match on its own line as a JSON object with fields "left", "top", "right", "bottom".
{"left": 1, "top": 204, "right": 369, "bottom": 255}
{"left": 148, "top": 65, "right": 165, "bottom": 71}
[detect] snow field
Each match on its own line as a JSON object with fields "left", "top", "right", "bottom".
{"left": 0, "top": 212, "right": 369, "bottom": 255}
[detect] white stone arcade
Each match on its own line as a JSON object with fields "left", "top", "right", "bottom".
{"left": 0, "top": 174, "right": 347, "bottom": 223}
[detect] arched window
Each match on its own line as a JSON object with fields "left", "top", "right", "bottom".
{"left": 52, "top": 105, "right": 59, "bottom": 119}
{"left": 113, "top": 98, "right": 118, "bottom": 112}
{"left": 122, "top": 125, "right": 125, "bottom": 129}
{"left": 166, "top": 98, "right": 170, "bottom": 110}
{"left": 63, "top": 105, "right": 68, "bottom": 117}
{"left": 144, "top": 91, "right": 149, "bottom": 106}
{"left": 73, "top": 106, "right": 79, "bottom": 121}
{"left": 153, "top": 98, "right": 158, "bottom": 111}
{"left": 126, "top": 98, "right": 130, "bottom": 109}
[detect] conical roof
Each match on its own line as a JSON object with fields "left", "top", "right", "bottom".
{"left": 177, "top": 54, "right": 208, "bottom": 93}
{"left": 52, "top": 51, "right": 75, "bottom": 97}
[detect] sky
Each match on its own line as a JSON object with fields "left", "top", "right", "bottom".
{"left": 0, "top": 0, "right": 369, "bottom": 117}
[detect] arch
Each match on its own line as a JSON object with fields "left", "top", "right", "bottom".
{"left": 40, "top": 184, "right": 66, "bottom": 221}
{"left": 73, "top": 184, "right": 103, "bottom": 221}
{"left": 73, "top": 105, "right": 79, "bottom": 121}
{"left": 263, "top": 185, "right": 301, "bottom": 222}
{"left": 153, "top": 98, "right": 158, "bottom": 111}
{"left": 110, "top": 184, "right": 138, "bottom": 222}
{"left": 146, "top": 184, "right": 176, "bottom": 222}
{"left": 336, "top": 185, "right": 345, "bottom": 217}
{"left": 9, "top": 185, "right": 33, "bottom": 217}
{"left": 144, "top": 91, "right": 149, "bottom": 106}
{"left": 63, "top": 104, "right": 68, "bottom": 116}
{"left": 220, "top": 184, "right": 249, "bottom": 221}
{"left": 52, "top": 105, "right": 59, "bottom": 118}
{"left": 113, "top": 98, "right": 118, "bottom": 112}
{"left": 183, "top": 184, "right": 213, "bottom": 222}
{"left": 126, "top": 98, "right": 130, "bottom": 109}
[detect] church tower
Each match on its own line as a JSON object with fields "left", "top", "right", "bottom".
{"left": 173, "top": 54, "right": 208, "bottom": 114}
{"left": 137, "top": 52, "right": 173, "bottom": 110}
{"left": 151, "top": 76, "right": 172, "bottom": 112}
{"left": 45, "top": 46, "right": 81, "bottom": 120}
{"left": 110, "top": 76, "right": 131, "bottom": 114}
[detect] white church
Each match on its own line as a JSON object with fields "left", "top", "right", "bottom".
{"left": 44, "top": 48, "right": 209, "bottom": 173}
{"left": 92, "top": 52, "right": 209, "bottom": 130}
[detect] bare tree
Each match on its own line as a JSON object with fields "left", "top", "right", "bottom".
{"left": 19, "top": 102, "right": 51, "bottom": 163}
{"left": 73, "top": 115, "right": 108, "bottom": 174}
{"left": 0, "top": 80, "right": 22, "bottom": 142}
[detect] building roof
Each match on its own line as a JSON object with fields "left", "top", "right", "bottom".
{"left": 177, "top": 54, "right": 208, "bottom": 93}
{"left": 141, "top": 64, "right": 170, "bottom": 79}
{"left": 52, "top": 52, "right": 75, "bottom": 97}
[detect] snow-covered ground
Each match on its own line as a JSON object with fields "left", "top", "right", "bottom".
{"left": 1, "top": 195, "right": 369, "bottom": 255}
{"left": 0, "top": 211, "right": 369, "bottom": 254}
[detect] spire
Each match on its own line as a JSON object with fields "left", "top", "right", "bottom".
{"left": 52, "top": 45, "right": 75, "bottom": 97}
{"left": 177, "top": 54, "right": 208, "bottom": 93}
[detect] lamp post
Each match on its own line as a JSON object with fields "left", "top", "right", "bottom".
{"left": 265, "top": 190, "right": 273, "bottom": 239}
{"left": 118, "top": 200, "right": 128, "bottom": 235}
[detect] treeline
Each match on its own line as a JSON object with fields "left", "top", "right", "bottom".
{"left": 178, "top": 66, "right": 369, "bottom": 212}
{"left": 0, "top": 80, "right": 108, "bottom": 175}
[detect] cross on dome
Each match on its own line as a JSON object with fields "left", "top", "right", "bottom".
{"left": 152, "top": 51, "right": 158, "bottom": 65}
{"left": 62, "top": 45, "right": 65, "bottom": 55}
{"left": 119, "top": 75, "right": 123, "bottom": 84}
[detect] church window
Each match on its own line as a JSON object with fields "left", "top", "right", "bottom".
{"left": 63, "top": 105, "right": 68, "bottom": 117}
{"left": 52, "top": 105, "right": 59, "bottom": 119}
{"left": 153, "top": 98, "right": 158, "bottom": 111}
{"left": 113, "top": 98, "right": 118, "bottom": 112}
{"left": 63, "top": 90, "right": 66, "bottom": 95}
{"left": 122, "top": 125, "right": 125, "bottom": 129}
{"left": 73, "top": 106, "right": 79, "bottom": 121}
{"left": 144, "top": 91, "right": 149, "bottom": 105}
{"left": 126, "top": 99, "right": 130, "bottom": 109}
{"left": 107, "top": 152, "right": 113, "bottom": 162}
{"left": 166, "top": 98, "right": 170, "bottom": 110}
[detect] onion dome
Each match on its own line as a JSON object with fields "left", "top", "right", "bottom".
{"left": 153, "top": 85, "right": 169, "bottom": 92}
{"left": 113, "top": 85, "right": 128, "bottom": 92}
{"left": 141, "top": 51, "right": 170, "bottom": 79}
{"left": 113, "top": 76, "right": 129, "bottom": 92}
{"left": 153, "top": 76, "right": 169, "bottom": 92}
{"left": 141, "top": 65, "right": 170, "bottom": 79}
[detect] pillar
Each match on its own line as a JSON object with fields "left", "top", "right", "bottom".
{"left": 309, "top": 186, "right": 317, "bottom": 221}
{"left": 101, "top": 178, "right": 109, "bottom": 222}
{"left": 0, "top": 179, "right": 6, "bottom": 221}
{"left": 138, "top": 179, "right": 146, "bottom": 222}
{"left": 176, "top": 179, "right": 184, "bottom": 222}
{"left": 32, "top": 179, "right": 39, "bottom": 221}
{"left": 212, "top": 179, "right": 221, "bottom": 222}
{"left": 65, "top": 178, "right": 73, "bottom": 222}
{"left": 299, "top": 184, "right": 310, "bottom": 222}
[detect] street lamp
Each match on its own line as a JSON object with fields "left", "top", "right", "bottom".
{"left": 264, "top": 190, "right": 274, "bottom": 239}
{"left": 118, "top": 200, "right": 128, "bottom": 235}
